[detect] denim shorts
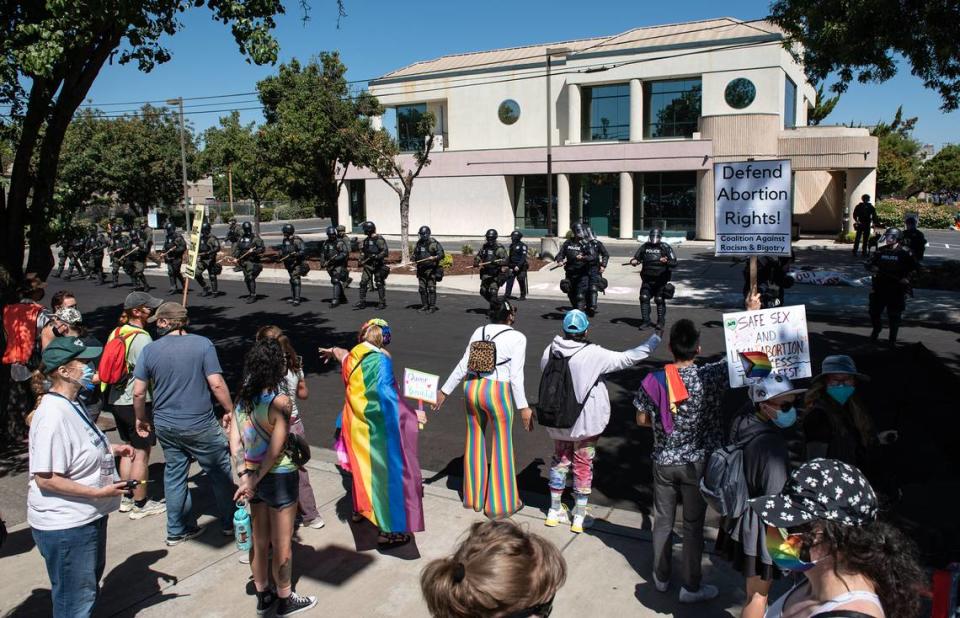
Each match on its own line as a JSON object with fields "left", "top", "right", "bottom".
{"left": 251, "top": 472, "right": 299, "bottom": 509}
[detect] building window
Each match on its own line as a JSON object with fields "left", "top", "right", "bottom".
{"left": 513, "top": 175, "right": 557, "bottom": 232}
{"left": 581, "top": 83, "right": 630, "bottom": 142}
{"left": 784, "top": 76, "right": 797, "bottom": 128}
{"left": 498, "top": 99, "right": 520, "bottom": 125}
{"left": 634, "top": 171, "right": 697, "bottom": 233}
{"left": 397, "top": 103, "right": 427, "bottom": 152}
{"left": 725, "top": 78, "right": 756, "bottom": 109}
{"left": 643, "top": 78, "right": 701, "bottom": 139}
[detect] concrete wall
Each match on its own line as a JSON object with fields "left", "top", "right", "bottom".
{"left": 794, "top": 170, "right": 844, "bottom": 233}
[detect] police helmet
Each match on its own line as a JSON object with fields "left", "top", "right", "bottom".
{"left": 571, "top": 222, "right": 586, "bottom": 239}
{"left": 583, "top": 225, "right": 597, "bottom": 241}
{"left": 282, "top": 223, "right": 295, "bottom": 237}
{"left": 510, "top": 230, "right": 522, "bottom": 242}
{"left": 418, "top": 225, "right": 431, "bottom": 240}
{"left": 882, "top": 227, "right": 903, "bottom": 246}
{"left": 241, "top": 221, "right": 253, "bottom": 235}
{"left": 361, "top": 221, "right": 376, "bottom": 235}
{"left": 229, "top": 218, "right": 237, "bottom": 224}
{"left": 326, "top": 225, "right": 337, "bottom": 239}
{"left": 201, "top": 222, "right": 211, "bottom": 236}
{"left": 649, "top": 228, "right": 663, "bottom": 243}
{"left": 165, "top": 222, "right": 176, "bottom": 236}
{"left": 336, "top": 224, "right": 346, "bottom": 235}
{"left": 485, "top": 229, "right": 498, "bottom": 242}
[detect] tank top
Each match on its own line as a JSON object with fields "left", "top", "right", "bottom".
{"left": 237, "top": 392, "right": 296, "bottom": 474}
{"left": 764, "top": 581, "right": 884, "bottom": 618}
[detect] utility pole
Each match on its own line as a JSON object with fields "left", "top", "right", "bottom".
{"left": 167, "top": 97, "right": 190, "bottom": 233}
{"left": 544, "top": 47, "right": 570, "bottom": 238}
{"left": 227, "top": 162, "right": 234, "bottom": 218}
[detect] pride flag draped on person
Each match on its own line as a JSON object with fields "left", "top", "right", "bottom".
{"left": 639, "top": 363, "right": 690, "bottom": 435}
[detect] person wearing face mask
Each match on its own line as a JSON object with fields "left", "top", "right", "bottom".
{"left": 27, "top": 337, "right": 134, "bottom": 618}
{"left": 714, "top": 374, "right": 805, "bottom": 618}
{"left": 751, "top": 459, "right": 923, "bottom": 618}
{"left": 50, "top": 307, "right": 104, "bottom": 423}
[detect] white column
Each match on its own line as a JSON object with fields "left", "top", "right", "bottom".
{"left": 696, "top": 168, "right": 715, "bottom": 240}
{"left": 371, "top": 115, "right": 383, "bottom": 131}
{"left": 566, "top": 85, "right": 581, "bottom": 144}
{"left": 629, "top": 78, "right": 643, "bottom": 142}
{"left": 844, "top": 168, "right": 877, "bottom": 233}
{"left": 337, "top": 182, "right": 351, "bottom": 229}
{"left": 619, "top": 172, "right": 634, "bottom": 239}
{"left": 557, "top": 173, "right": 571, "bottom": 236}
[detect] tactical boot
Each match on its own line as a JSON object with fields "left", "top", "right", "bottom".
{"left": 418, "top": 291, "right": 429, "bottom": 312}
{"left": 201, "top": 287, "right": 211, "bottom": 298}
{"left": 292, "top": 283, "right": 302, "bottom": 307}
{"left": 210, "top": 278, "right": 218, "bottom": 296}
{"left": 331, "top": 282, "right": 343, "bottom": 307}
{"left": 656, "top": 303, "right": 667, "bottom": 331}
{"left": 111, "top": 274, "right": 119, "bottom": 288}
{"left": 354, "top": 286, "right": 367, "bottom": 310}
{"left": 140, "top": 277, "right": 151, "bottom": 292}
{"left": 640, "top": 301, "right": 652, "bottom": 328}
{"left": 247, "top": 281, "right": 257, "bottom": 303}
{"left": 428, "top": 290, "right": 438, "bottom": 313}
{"left": 287, "top": 282, "right": 296, "bottom": 304}
{"left": 376, "top": 287, "right": 387, "bottom": 310}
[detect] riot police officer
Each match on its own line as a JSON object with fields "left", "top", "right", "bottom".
{"left": 124, "top": 231, "right": 150, "bottom": 291}
{"left": 195, "top": 222, "right": 222, "bottom": 297}
{"left": 160, "top": 222, "right": 187, "bottom": 294}
{"left": 63, "top": 232, "right": 88, "bottom": 281}
{"left": 902, "top": 216, "right": 926, "bottom": 261}
{"left": 630, "top": 228, "right": 678, "bottom": 330}
{"left": 233, "top": 221, "right": 265, "bottom": 303}
{"left": 83, "top": 225, "right": 107, "bottom": 285}
{"left": 504, "top": 230, "right": 528, "bottom": 301}
{"left": 867, "top": 227, "right": 917, "bottom": 346}
{"left": 321, "top": 225, "right": 350, "bottom": 307}
{"left": 108, "top": 224, "right": 128, "bottom": 288}
{"left": 414, "top": 225, "right": 445, "bottom": 313}
{"left": 557, "top": 223, "right": 597, "bottom": 311}
{"left": 475, "top": 229, "right": 508, "bottom": 310}
{"left": 336, "top": 224, "right": 354, "bottom": 287}
{"left": 356, "top": 221, "right": 389, "bottom": 310}
{"left": 280, "top": 223, "right": 308, "bottom": 306}
{"left": 585, "top": 226, "right": 608, "bottom": 315}
{"left": 226, "top": 218, "right": 240, "bottom": 246}
{"left": 53, "top": 232, "right": 70, "bottom": 279}
{"left": 742, "top": 255, "right": 794, "bottom": 309}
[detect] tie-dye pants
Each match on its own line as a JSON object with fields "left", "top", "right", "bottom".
{"left": 462, "top": 378, "right": 521, "bottom": 518}
{"left": 548, "top": 436, "right": 600, "bottom": 495}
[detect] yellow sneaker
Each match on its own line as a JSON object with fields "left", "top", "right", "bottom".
{"left": 545, "top": 505, "right": 570, "bottom": 527}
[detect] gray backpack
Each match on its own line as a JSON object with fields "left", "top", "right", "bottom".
{"left": 699, "top": 432, "right": 766, "bottom": 518}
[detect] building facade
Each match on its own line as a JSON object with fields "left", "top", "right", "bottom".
{"left": 341, "top": 17, "right": 877, "bottom": 239}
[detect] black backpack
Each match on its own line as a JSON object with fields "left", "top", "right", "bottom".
{"left": 699, "top": 430, "right": 768, "bottom": 518}
{"left": 536, "top": 344, "right": 595, "bottom": 429}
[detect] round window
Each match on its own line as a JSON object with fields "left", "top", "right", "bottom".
{"left": 724, "top": 78, "right": 756, "bottom": 109}
{"left": 498, "top": 99, "right": 521, "bottom": 125}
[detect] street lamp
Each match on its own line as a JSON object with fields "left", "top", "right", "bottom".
{"left": 166, "top": 97, "right": 190, "bottom": 234}
{"left": 545, "top": 46, "right": 570, "bottom": 237}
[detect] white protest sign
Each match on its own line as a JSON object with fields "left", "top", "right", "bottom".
{"left": 403, "top": 368, "right": 439, "bottom": 405}
{"left": 147, "top": 208, "right": 159, "bottom": 229}
{"left": 722, "top": 305, "right": 811, "bottom": 387}
{"left": 714, "top": 159, "right": 792, "bottom": 257}
{"left": 183, "top": 203, "right": 205, "bottom": 280}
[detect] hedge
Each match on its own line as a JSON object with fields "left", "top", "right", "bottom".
{"left": 258, "top": 207, "right": 274, "bottom": 222}
{"left": 875, "top": 199, "right": 954, "bottom": 229}
{"left": 274, "top": 204, "right": 316, "bottom": 220}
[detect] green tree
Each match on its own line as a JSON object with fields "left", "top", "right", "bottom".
{"left": 769, "top": 0, "right": 960, "bottom": 111}
{"left": 922, "top": 144, "right": 960, "bottom": 200}
{"left": 871, "top": 107, "right": 922, "bottom": 197}
{"left": 807, "top": 84, "right": 840, "bottom": 126}
{"left": 256, "top": 54, "right": 383, "bottom": 221}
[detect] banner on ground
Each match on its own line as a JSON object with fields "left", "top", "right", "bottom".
{"left": 184, "top": 204, "right": 205, "bottom": 280}
{"left": 714, "top": 159, "right": 792, "bottom": 257}
{"left": 403, "top": 368, "right": 439, "bottom": 405}
{"left": 722, "top": 304, "right": 811, "bottom": 387}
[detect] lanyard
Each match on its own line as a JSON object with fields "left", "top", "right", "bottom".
{"left": 46, "top": 392, "right": 108, "bottom": 449}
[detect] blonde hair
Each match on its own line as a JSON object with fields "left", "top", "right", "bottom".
{"left": 358, "top": 323, "right": 384, "bottom": 347}
{"left": 420, "top": 520, "right": 566, "bottom": 618}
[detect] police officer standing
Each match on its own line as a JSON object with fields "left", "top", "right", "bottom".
{"left": 742, "top": 255, "right": 794, "bottom": 309}
{"left": 280, "top": 223, "right": 308, "bottom": 306}
{"left": 124, "top": 230, "right": 150, "bottom": 291}
{"left": 321, "top": 225, "right": 350, "bottom": 307}
{"left": 475, "top": 229, "right": 508, "bottom": 311}
{"left": 356, "top": 221, "right": 389, "bottom": 310}
{"left": 195, "top": 222, "right": 222, "bottom": 297}
{"left": 557, "top": 223, "right": 596, "bottom": 311}
{"left": 630, "top": 228, "right": 678, "bottom": 330}
{"left": 63, "top": 231, "right": 88, "bottom": 281}
{"left": 414, "top": 225, "right": 445, "bottom": 313}
{"left": 852, "top": 194, "right": 876, "bottom": 257}
{"left": 83, "top": 225, "right": 107, "bottom": 285}
{"left": 867, "top": 227, "right": 917, "bottom": 346}
{"left": 160, "top": 222, "right": 187, "bottom": 294}
{"left": 226, "top": 218, "right": 240, "bottom": 246}
{"left": 504, "top": 230, "right": 528, "bottom": 301}
{"left": 585, "top": 226, "right": 608, "bottom": 315}
{"left": 902, "top": 215, "right": 926, "bottom": 261}
{"left": 108, "top": 224, "right": 127, "bottom": 288}
{"left": 233, "top": 221, "right": 265, "bottom": 303}
{"left": 336, "top": 224, "right": 354, "bottom": 288}
{"left": 53, "top": 231, "right": 70, "bottom": 279}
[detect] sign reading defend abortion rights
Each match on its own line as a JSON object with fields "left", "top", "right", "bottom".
{"left": 714, "top": 159, "right": 792, "bottom": 256}
{"left": 722, "top": 305, "right": 811, "bottom": 388}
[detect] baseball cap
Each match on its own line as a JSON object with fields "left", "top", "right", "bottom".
{"left": 148, "top": 302, "right": 188, "bottom": 324}
{"left": 124, "top": 291, "right": 163, "bottom": 310}
{"left": 812, "top": 355, "right": 870, "bottom": 384}
{"left": 750, "top": 458, "right": 878, "bottom": 528}
{"left": 562, "top": 309, "right": 589, "bottom": 334}
{"left": 54, "top": 306, "right": 83, "bottom": 326}
{"left": 42, "top": 336, "right": 102, "bottom": 372}
{"left": 748, "top": 374, "right": 806, "bottom": 403}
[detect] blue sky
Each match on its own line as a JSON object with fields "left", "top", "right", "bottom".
{"left": 84, "top": 0, "right": 958, "bottom": 148}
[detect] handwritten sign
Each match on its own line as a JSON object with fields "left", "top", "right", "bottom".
{"left": 403, "top": 368, "right": 439, "bottom": 405}
{"left": 722, "top": 305, "right": 811, "bottom": 388}
{"left": 714, "top": 159, "right": 793, "bottom": 257}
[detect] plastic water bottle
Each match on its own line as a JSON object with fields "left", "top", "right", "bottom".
{"left": 233, "top": 500, "right": 251, "bottom": 551}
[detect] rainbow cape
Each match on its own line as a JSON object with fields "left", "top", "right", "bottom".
{"left": 740, "top": 351, "right": 773, "bottom": 379}
{"left": 341, "top": 342, "right": 424, "bottom": 534}
{"left": 640, "top": 364, "right": 690, "bottom": 435}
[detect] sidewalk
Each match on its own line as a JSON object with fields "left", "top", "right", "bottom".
{"left": 0, "top": 455, "right": 758, "bottom": 617}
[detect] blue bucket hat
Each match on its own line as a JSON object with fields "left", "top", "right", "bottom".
{"left": 562, "top": 310, "right": 590, "bottom": 334}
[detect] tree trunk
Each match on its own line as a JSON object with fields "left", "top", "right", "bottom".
{"left": 254, "top": 200, "right": 262, "bottom": 237}
{"left": 399, "top": 192, "right": 410, "bottom": 265}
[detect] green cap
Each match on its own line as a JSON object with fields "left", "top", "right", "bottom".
{"left": 41, "top": 337, "right": 102, "bottom": 372}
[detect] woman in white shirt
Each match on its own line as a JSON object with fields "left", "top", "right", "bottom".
{"left": 28, "top": 337, "right": 132, "bottom": 618}
{"left": 434, "top": 300, "right": 533, "bottom": 519}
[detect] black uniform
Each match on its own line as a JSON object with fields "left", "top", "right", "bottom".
{"left": 504, "top": 232, "right": 529, "bottom": 300}
{"left": 557, "top": 236, "right": 596, "bottom": 311}
{"left": 414, "top": 228, "right": 444, "bottom": 312}
{"left": 233, "top": 223, "right": 265, "bottom": 303}
{"left": 586, "top": 236, "right": 609, "bottom": 315}
{"left": 852, "top": 199, "right": 876, "bottom": 256}
{"left": 195, "top": 226, "right": 222, "bottom": 296}
{"left": 124, "top": 233, "right": 150, "bottom": 291}
{"left": 321, "top": 227, "right": 350, "bottom": 307}
{"left": 280, "top": 226, "right": 308, "bottom": 306}
{"left": 161, "top": 226, "right": 187, "bottom": 294}
{"left": 867, "top": 242, "right": 917, "bottom": 346}
{"left": 475, "top": 234, "right": 508, "bottom": 310}
{"left": 62, "top": 235, "right": 87, "bottom": 280}
{"left": 902, "top": 226, "right": 926, "bottom": 261}
{"left": 633, "top": 239, "right": 678, "bottom": 328}
{"left": 226, "top": 221, "right": 240, "bottom": 246}
{"left": 742, "top": 256, "right": 794, "bottom": 309}
{"left": 83, "top": 228, "right": 107, "bottom": 284}
{"left": 357, "top": 222, "right": 389, "bottom": 309}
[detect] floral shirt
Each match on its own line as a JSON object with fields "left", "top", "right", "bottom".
{"left": 633, "top": 360, "right": 728, "bottom": 466}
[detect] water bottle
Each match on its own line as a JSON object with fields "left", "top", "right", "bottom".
{"left": 233, "top": 500, "right": 251, "bottom": 551}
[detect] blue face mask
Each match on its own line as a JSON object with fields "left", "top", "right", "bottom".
{"left": 78, "top": 364, "right": 96, "bottom": 391}
{"left": 827, "top": 384, "right": 855, "bottom": 405}
{"left": 772, "top": 407, "right": 797, "bottom": 428}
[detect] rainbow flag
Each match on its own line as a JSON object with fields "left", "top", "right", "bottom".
{"left": 740, "top": 351, "right": 773, "bottom": 379}
{"left": 640, "top": 363, "right": 690, "bottom": 435}
{"left": 342, "top": 343, "right": 424, "bottom": 533}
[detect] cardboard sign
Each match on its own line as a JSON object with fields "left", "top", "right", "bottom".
{"left": 714, "top": 159, "right": 793, "bottom": 257}
{"left": 403, "top": 368, "right": 439, "bottom": 405}
{"left": 722, "top": 305, "right": 811, "bottom": 387}
{"left": 183, "top": 204, "right": 205, "bottom": 280}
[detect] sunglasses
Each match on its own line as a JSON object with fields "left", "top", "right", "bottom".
{"left": 505, "top": 595, "right": 555, "bottom": 618}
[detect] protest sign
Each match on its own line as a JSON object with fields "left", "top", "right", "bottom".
{"left": 183, "top": 203, "right": 205, "bottom": 280}
{"left": 147, "top": 208, "right": 158, "bottom": 229}
{"left": 715, "top": 159, "right": 793, "bottom": 257}
{"left": 403, "top": 368, "right": 439, "bottom": 404}
{"left": 722, "top": 304, "right": 811, "bottom": 387}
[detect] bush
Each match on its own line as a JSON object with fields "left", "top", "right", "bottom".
{"left": 275, "top": 204, "right": 315, "bottom": 220}
{"left": 461, "top": 244, "right": 474, "bottom": 256}
{"left": 440, "top": 253, "right": 453, "bottom": 268}
{"left": 875, "top": 199, "right": 954, "bottom": 229}
{"left": 168, "top": 211, "right": 186, "bottom": 228}
{"left": 258, "top": 207, "right": 274, "bottom": 222}
{"left": 835, "top": 231, "right": 855, "bottom": 244}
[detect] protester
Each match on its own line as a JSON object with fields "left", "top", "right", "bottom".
{"left": 50, "top": 290, "right": 77, "bottom": 312}
{"left": 2, "top": 274, "right": 52, "bottom": 384}
{"left": 256, "top": 325, "right": 324, "bottom": 529}
{"left": 435, "top": 300, "right": 533, "bottom": 519}
{"left": 49, "top": 307, "right": 105, "bottom": 422}
{"left": 752, "top": 459, "right": 923, "bottom": 618}
{"left": 634, "top": 318, "right": 728, "bottom": 603}
{"left": 39, "top": 290, "right": 78, "bottom": 349}
{"left": 714, "top": 374, "right": 806, "bottom": 618}
{"left": 106, "top": 291, "right": 165, "bottom": 520}
{"left": 420, "top": 520, "right": 566, "bottom": 618}
{"left": 320, "top": 318, "right": 424, "bottom": 547}
{"left": 230, "top": 338, "right": 317, "bottom": 617}
{"left": 27, "top": 337, "right": 133, "bottom": 618}
{"left": 540, "top": 309, "right": 660, "bottom": 533}
{"left": 132, "top": 302, "right": 236, "bottom": 545}
{"left": 803, "top": 356, "right": 879, "bottom": 464}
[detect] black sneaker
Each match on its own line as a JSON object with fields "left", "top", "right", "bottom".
{"left": 256, "top": 590, "right": 278, "bottom": 616}
{"left": 165, "top": 527, "right": 203, "bottom": 546}
{"left": 277, "top": 592, "right": 318, "bottom": 616}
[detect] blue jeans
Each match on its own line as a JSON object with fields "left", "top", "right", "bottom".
{"left": 155, "top": 417, "right": 235, "bottom": 536}
{"left": 32, "top": 515, "right": 108, "bottom": 618}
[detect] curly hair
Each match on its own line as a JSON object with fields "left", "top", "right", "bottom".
{"left": 420, "top": 520, "right": 566, "bottom": 618}
{"left": 236, "top": 338, "right": 287, "bottom": 414}
{"left": 255, "top": 325, "right": 300, "bottom": 372}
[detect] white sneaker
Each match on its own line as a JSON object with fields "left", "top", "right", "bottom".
{"left": 119, "top": 496, "right": 134, "bottom": 513}
{"left": 544, "top": 505, "right": 570, "bottom": 527}
{"left": 652, "top": 573, "right": 669, "bottom": 593}
{"left": 302, "top": 517, "right": 325, "bottom": 529}
{"left": 129, "top": 499, "right": 167, "bottom": 520}
{"left": 570, "top": 511, "right": 592, "bottom": 534}
{"left": 679, "top": 584, "right": 719, "bottom": 603}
